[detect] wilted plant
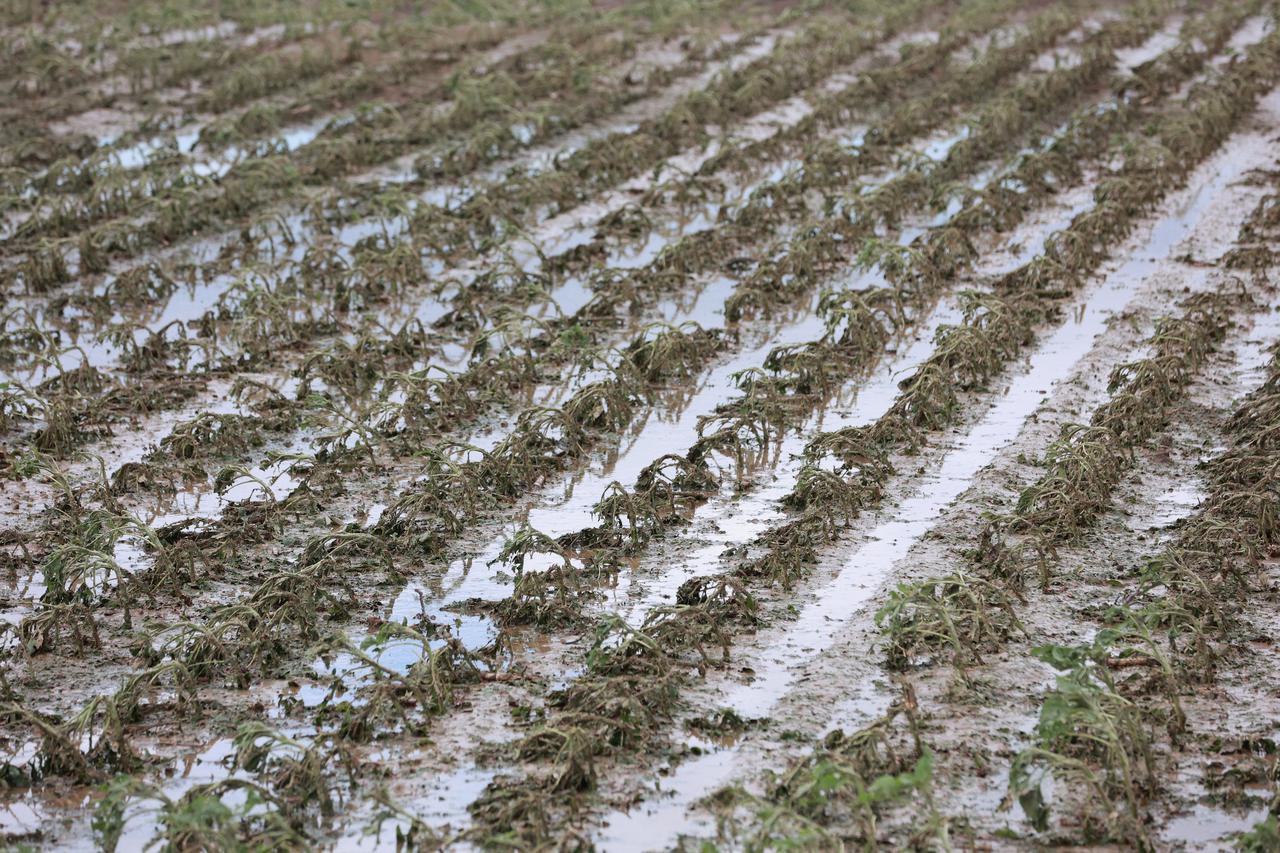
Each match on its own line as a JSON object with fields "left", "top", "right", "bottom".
{"left": 1006, "top": 641, "right": 1156, "bottom": 846}
{"left": 876, "top": 571, "right": 1025, "bottom": 673}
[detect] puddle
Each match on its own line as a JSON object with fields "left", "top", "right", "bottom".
{"left": 1165, "top": 803, "right": 1272, "bottom": 849}
{"left": 1136, "top": 481, "right": 1207, "bottom": 531}
{"left": 1130, "top": 301, "right": 1280, "bottom": 536}
{"left": 14, "top": 735, "right": 244, "bottom": 853}
{"left": 357, "top": 764, "right": 497, "bottom": 848}
{"left": 1115, "top": 16, "right": 1184, "bottom": 70}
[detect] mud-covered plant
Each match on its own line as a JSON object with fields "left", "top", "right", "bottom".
{"left": 494, "top": 561, "right": 593, "bottom": 628}
{"left": 714, "top": 701, "right": 944, "bottom": 852}
{"left": 636, "top": 603, "right": 732, "bottom": 675}
{"left": 875, "top": 572, "right": 1025, "bottom": 672}
{"left": 515, "top": 725, "right": 599, "bottom": 794}
{"left": 37, "top": 507, "right": 165, "bottom": 629}
{"left": 3, "top": 693, "right": 136, "bottom": 783}
{"left": 231, "top": 723, "right": 351, "bottom": 820}
{"left": 729, "top": 750, "right": 939, "bottom": 851}
{"left": 16, "top": 601, "right": 101, "bottom": 654}
{"left": 1237, "top": 816, "right": 1280, "bottom": 852}
{"left": 313, "top": 623, "right": 484, "bottom": 741}
{"left": 584, "top": 615, "right": 670, "bottom": 679}
{"left": 585, "top": 480, "right": 665, "bottom": 549}
{"left": 1012, "top": 424, "right": 1129, "bottom": 535}
{"left": 1092, "top": 616, "right": 1189, "bottom": 739}
{"left": 365, "top": 786, "right": 444, "bottom": 850}
{"left": 495, "top": 525, "right": 572, "bottom": 574}
{"left": 92, "top": 774, "right": 310, "bottom": 852}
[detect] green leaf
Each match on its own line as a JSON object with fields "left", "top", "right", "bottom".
{"left": 1030, "top": 643, "right": 1088, "bottom": 671}
{"left": 1018, "top": 784, "right": 1049, "bottom": 833}
{"left": 860, "top": 749, "right": 932, "bottom": 806}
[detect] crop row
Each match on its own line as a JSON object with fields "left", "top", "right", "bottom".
{"left": 0, "top": 0, "right": 1073, "bottom": 478}
{"left": 446, "top": 19, "right": 1280, "bottom": 846}
{"left": 0, "top": 0, "right": 911, "bottom": 279}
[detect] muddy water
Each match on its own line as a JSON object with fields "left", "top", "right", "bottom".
{"left": 355, "top": 118, "right": 1131, "bottom": 841}
{"left": 106, "top": 114, "right": 326, "bottom": 176}
{"left": 616, "top": 295, "right": 966, "bottom": 616}
{"left": 383, "top": 307, "right": 832, "bottom": 624}
{"left": 97, "top": 88, "right": 986, "bottom": 616}
{"left": 593, "top": 113, "right": 1261, "bottom": 853}
{"left": 43, "top": 726, "right": 335, "bottom": 853}
{"left": 1114, "top": 14, "right": 1185, "bottom": 70}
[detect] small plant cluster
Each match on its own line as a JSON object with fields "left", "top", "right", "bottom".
{"left": 91, "top": 722, "right": 357, "bottom": 851}
{"left": 709, "top": 688, "right": 951, "bottom": 850}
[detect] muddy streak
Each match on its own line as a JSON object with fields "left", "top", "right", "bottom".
{"left": 1114, "top": 13, "right": 1184, "bottom": 69}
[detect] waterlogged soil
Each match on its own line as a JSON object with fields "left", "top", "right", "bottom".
{"left": 5, "top": 2, "right": 1280, "bottom": 851}
{"left": 592, "top": 92, "right": 1280, "bottom": 851}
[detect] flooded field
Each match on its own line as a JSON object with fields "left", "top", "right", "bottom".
{"left": 2, "top": 0, "right": 1280, "bottom": 849}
